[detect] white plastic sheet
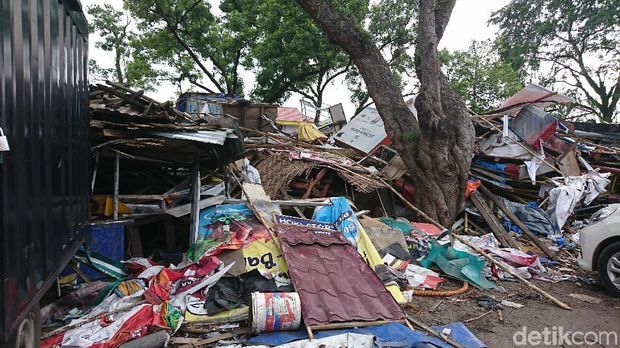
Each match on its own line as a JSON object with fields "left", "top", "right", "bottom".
{"left": 546, "top": 171, "right": 611, "bottom": 228}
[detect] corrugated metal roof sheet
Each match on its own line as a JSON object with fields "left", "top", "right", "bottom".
{"left": 149, "top": 130, "right": 230, "bottom": 145}
{"left": 498, "top": 84, "right": 572, "bottom": 111}
{"left": 276, "top": 224, "right": 404, "bottom": 327}
{"left": 276, "top": 107, "right": 315, "bottom": 124}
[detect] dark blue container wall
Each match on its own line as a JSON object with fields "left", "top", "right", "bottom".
{"left": 0, "top": 0, "right": 89, "bottom": 341}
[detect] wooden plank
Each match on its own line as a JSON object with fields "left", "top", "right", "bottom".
{"left": 118, "top": 195, "right": 164, "bottom": 201}
{"left": 479, "top": 185, "right": 558, "bottom": 260}
{"left": 303, "top": 168, "right": 328, "bottom": 199}
{"left": 280, "top": 189, "right": 307, "bottom": 218}
{"left": 223, "top": 198, "right": 331, "bottom": 206}
{"left": 129, "top": 226, "right": 143, "bottom": 257}
{"left": 241, "top": 182, "right": 281, "bottom": 228}
{"left": 189, "top": 158, "right": 200, "bottom": 244}
{"left": 470, "top": 191, "right": 518, "bottom": 249}
{"left": 164, "top": 218, "right": 176, "bottom": 252}
{"left": 166, "top": 195, "right": 225, "bottom": 218}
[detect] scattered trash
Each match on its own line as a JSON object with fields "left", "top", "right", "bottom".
{"left": 475, "top": 295, "right": 503, "bottom": 310}
{"left": 41, "top": 78, "right": 618, "bottom": 348}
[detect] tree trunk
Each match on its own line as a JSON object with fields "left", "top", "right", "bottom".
{"left": 295, "top": 0, "right": 474, "bottom": 226}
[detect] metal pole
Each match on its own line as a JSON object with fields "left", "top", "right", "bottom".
{"left": 189, "top": 157, "right": 200, "bottom": 243}
{"left": 113, "top": 152, "right": 119, "bottom": 220}
{"left": 91, "top": 151, "right": 99, "bottom": 193}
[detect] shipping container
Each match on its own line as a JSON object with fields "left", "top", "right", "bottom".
{"left": 0, "top": 0, "right": 89, "bottom": 345}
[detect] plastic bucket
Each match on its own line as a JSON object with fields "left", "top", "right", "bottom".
{"left": 250, "top": 292, "right": 302, "bottom": 333}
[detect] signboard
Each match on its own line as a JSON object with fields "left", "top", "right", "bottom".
{"left": 332, "top": 107, "right": 388, "bottom": 154}
{"left": 274, "top": 214, "right": 337, "bottom": 230}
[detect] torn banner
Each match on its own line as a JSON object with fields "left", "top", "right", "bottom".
{"left": 188, "top": 203, "right": 288, "bottom": 277}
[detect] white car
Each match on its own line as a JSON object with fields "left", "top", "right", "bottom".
{"left": 577, "top": 203, "right": 620, "bottom": 297}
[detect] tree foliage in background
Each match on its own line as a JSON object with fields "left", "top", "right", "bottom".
{"left": 346, "top": 0, "right": 419, "bottom": 115}
{"left": 89, "top": 0, "right": 420, "bottom": 114}
{"left": 124, "top": 0, "right": 254, "bottom": 96}
{"left": 87, "top": 5, "right": 130, "bottom": 83}
{"left": 440, "top": 40, "right": 522, "bottom": 114}
{"left": 491, "top": 0, "right": 620, "bottom": 122}
{"left": 229, "top": 0, "right": 355, "bottom": 121}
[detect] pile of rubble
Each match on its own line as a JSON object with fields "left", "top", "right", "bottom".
{"left": 40, "top": 83, "right": 618, "bottom": 347}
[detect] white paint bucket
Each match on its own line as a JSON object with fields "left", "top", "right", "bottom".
{"left": 250, "top": 292, "right": 302, "bottom": 333}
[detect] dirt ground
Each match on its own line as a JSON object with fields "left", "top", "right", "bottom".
{"left": 406, "top": 278, "right": 620, "bottom": 347}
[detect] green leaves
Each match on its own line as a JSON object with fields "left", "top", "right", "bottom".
{"left": 238, "top": 0, "right": 352, "bottom": 104}
{"left": 88, "top": 0, "right": 420, "bottom": 110}
{"left": 440, "top": 40, "right": 522, "bottom": 114}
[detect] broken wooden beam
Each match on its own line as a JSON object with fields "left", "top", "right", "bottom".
{"left": 479, "top": 185, "right": 558, "bottom": 261}
{"left": 470, "top": 191, "right": 519, "bottom": 249}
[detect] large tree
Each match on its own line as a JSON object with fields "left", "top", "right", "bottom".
{"left": 491, "top": 0, "right": 620, "bottom": 123}
{"left": 440, "top": 40, "right": 522, "bottom": 114}
{"left": 87, "top": 4, "right": 133, "bottom": 83}
{"left": 295, "top": 0, "right": 474, "bottom": 225}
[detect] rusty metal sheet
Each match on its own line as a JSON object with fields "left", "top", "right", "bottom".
{"left": 276, "top": 224, "right": 404, "bottom": 326}
{"left": 498, "top": 84, "right": 572, "bottom": 112}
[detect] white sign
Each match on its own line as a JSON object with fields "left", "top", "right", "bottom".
{"left": 333, "top": 107, "right": 387, "bottom": 154}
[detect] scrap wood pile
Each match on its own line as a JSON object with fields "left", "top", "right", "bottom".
{"left": 41, "top": 83, "right": 619, "bottom": 348}
{"left": 89, "top": 81, "right": 243, "bottom": 221}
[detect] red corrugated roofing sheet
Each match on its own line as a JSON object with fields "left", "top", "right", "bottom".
{"left": 276, "top": 224, "right": 405, "bottom": 326}
{"left": 276, "top": 107, "right": 315, "bottom": 123}
{"left": 499, "top": 84, "right": 572, "bottom": 111}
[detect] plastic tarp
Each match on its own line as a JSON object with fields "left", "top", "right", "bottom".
{"left": 499, "top": 198, "right": 558, "bottom": 236}
{"left": 546, "top": 171, "right": 611, "bottom": 228}
{"left": 248, "top": 322, "right": 486, "bottom": 348}
{"left": 419, "top": 242, "right": 495, "bottom": 290}
{"left": 313, "top": 197, "right": 406, "bottom": 303}
{"left": 275, "top": 333, "right": 374, "bottom": 347}
{"left": 297, "top": 122, "right": 327, "bottom": 142}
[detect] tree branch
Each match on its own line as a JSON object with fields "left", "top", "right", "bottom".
{"left": 150, "top": 4, "right": 226, "bottom": 93}
{"left": 231, "top": 48, "right": 243, "bottom": 95}
{"left": 189, "top": 79, "right": 216, "bottom": 94}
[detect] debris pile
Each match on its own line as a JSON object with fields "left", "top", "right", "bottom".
{"left": 43, "top": 83, "right": 618, "bottom": 347}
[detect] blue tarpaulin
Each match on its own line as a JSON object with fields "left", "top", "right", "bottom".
{"left": 248, "top": 322, "right": 486, "bottom": 348}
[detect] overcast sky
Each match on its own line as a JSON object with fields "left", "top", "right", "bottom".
{"left": 82, "top": 0, "right": 512, "bottom": 117}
